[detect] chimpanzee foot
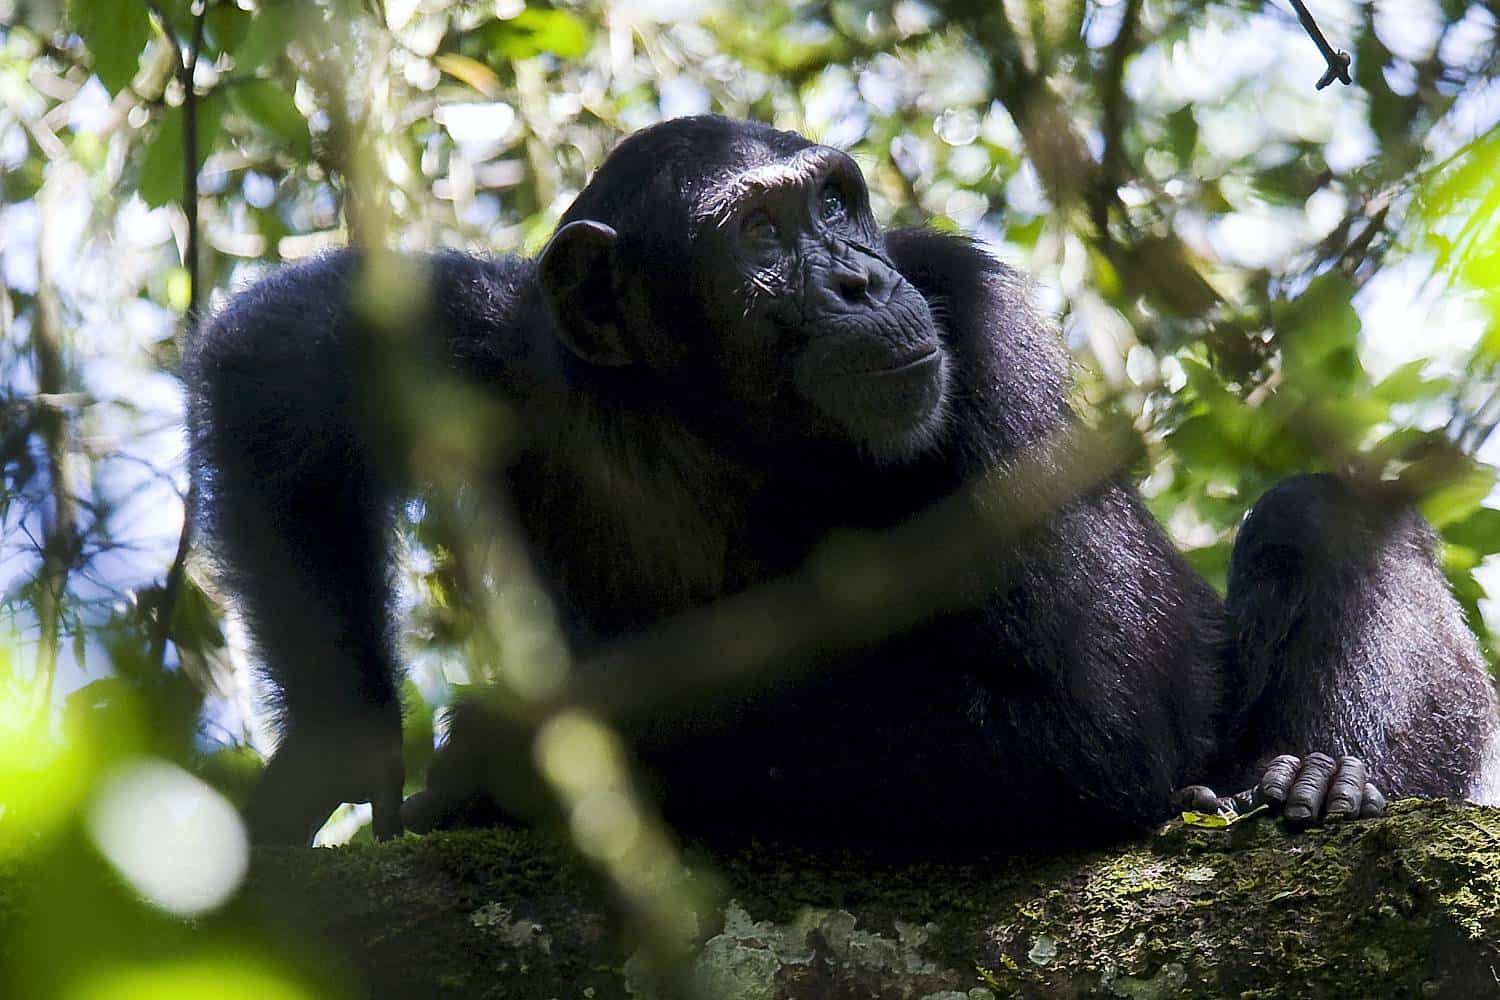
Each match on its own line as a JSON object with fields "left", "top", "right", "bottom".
{"left": 1256, "top": 753, "right": 1386, "bottom": 826}
{"left": 245, "top": 724, "right": 404, "bottom": 845}
{"left": 1176, "top": 753, "right": 1386, "bottom": 829}
{"left": 401, "top": 787, "right": 516, "bottom": 833}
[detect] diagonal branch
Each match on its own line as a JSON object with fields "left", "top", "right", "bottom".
{"left": 1286, "top": 0, "right": 1352, "bottom": 89}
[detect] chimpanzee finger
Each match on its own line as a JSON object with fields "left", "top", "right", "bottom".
{"left": 1359, "top": 782, "right": 1387, "bottom": 819}
{"left": 1176, "top": 785, "right": 1222, "bottom": 813}
{"left": 1258, "top": 754, "right": 1302, "bottom": 805}
{"left": 1284, "top": 752, "right": 1338, "bottom": 826}
{"left": 1323, "top": 756, "right": 1368, "bottom": 820}
{"left": 1223, "top": 787, "right": 1258, "bottom": 813}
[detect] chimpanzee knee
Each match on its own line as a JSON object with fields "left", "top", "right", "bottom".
{"left": 1223, "top": 473, "right": 1499, "bottom": 802}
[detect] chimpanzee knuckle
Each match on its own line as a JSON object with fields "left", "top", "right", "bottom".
{"left": 1302, "top": 751, "right": 1337, "bottom": 770}
{"left": 1259, "top": 755, "right": 1301, "bottom": 801}
{"left": 1175, "top": 785, "right": 1221, "bottom": 812}
{"left": 1359, "top": 782, "right": 1388, "bottom": 818}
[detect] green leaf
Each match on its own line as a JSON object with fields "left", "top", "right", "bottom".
{"left": 232, "top": 5, "right": 302, "bottom": 71}
{"left": 206, "top": 3, "right": 253, "bottom": 56}
{"left": 1181, "top": 541, "right": 1231, "bottom": 594}
{"left": 484, "top": 9, "right": 590, "bottom": 61}
{"left": 1443, "top": 506, "right": 1500, "bottom": 553}
{"left": 1275, "top": 271, "right": 1363, "bottom": 388}
{"left": 196, "top": 745, "right": 264, "bottom": 807}
{"left": 1164, "top": 105, "right": 1197, "bottom": 163}
{"left": 138, "top": 94, "right": 224, "bottom": 209}
{"left": 1372, "top": 359, "right": 1450, "bottom": 403}
{"left": 401, "top": 680, "right": 435, "bottom": 793}
{"left": 1419, "top": 463, "right": 1497, "bottom": 529}
{"left": 68, "top": 0, "right": 152, "bottom": 94}
{"left": 229, "top": 79, "right": 311, "bottom": 157}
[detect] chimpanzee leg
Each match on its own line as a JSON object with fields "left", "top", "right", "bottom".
{"left": 188, "top": 263, "right": 405, "bottom": 844}
{"left": 1219, "top": 472, "right": 1500, "bottom": 815}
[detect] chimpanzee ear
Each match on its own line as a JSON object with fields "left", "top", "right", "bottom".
{"left": 537, "top": 220, "right": 632, "bottom": 367}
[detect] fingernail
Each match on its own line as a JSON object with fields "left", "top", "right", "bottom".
{"left": 1285, "top": 806, "right": 1311, "bottom": 821}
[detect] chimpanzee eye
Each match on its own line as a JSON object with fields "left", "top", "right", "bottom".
{"left": 819, "top": 184, "right": 846, "bottom": 222}
{"left": 742, "top": 209, "right": 779, "bottom": 240}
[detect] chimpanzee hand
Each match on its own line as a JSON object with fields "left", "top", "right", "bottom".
{"left": 1176, "top": 753, "right": 1386, "bottom": 829}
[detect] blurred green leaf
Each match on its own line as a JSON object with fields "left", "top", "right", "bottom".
{"left": 67, "top": 0, "right": 152, "bottom": 94}
{"left": 138, "top": 95, "right": 225, "bottom": 209}
{"left": 1443, "top": 506, "right": 1500, "bottom": 551}
{"left": 232, "top": 5, "right": 301, "bottom": 70}
{"left": 195, "top": 744, "right": 264, "bottom": 807}
{"left": 1419, "top": 463, "right": 1497, "bottom": 528}
{"left": 483, "top": 9, "right": 589, "bottom": 61}
{"left": 1373, "top": 360, "right": 1451, "bottom": 404}
{"left": 206, "top": 3, "right": 253, "bottom": 56}
{"left": 1164, "top": 105, "right": 1197, "bottom": 164}
{"left": 229, "top": 79, "right": 312, "bottom": 157}
{"left": 1276, "top": 272, "right": 1362, "bottom": 388}
{"left": 401, "top": 679, "right": 435, "bottom": 793}
{"left": 1182, "top": 541, "right": 1232, "bottom": 594}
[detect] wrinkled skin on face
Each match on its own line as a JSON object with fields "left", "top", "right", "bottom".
{"left": 539, "top": 123, "right": 950, "bottom": 463}
{"left": 690, "top": 145, "right": 950, "bottom": 461}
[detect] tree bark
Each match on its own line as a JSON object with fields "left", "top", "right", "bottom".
{"left": 245, "top": 799, "right": 1500, "bottom": 998}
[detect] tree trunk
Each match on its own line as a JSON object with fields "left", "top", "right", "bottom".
{"left": 245, "top": 799, "right": 1500, "bottom": 998}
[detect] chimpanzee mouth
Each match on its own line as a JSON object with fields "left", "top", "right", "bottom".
{"left": 841, "top": 345, "right": 941, "bottom": 378}
{"left": 794, "top": 339, "right": 951, "bottom": 462}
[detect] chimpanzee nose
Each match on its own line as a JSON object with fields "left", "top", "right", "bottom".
{"left": 834, "top": 267, "right": 870, "bottom": 303}
{"left": 833, "top": 262, "right": 887, "bottom": 306}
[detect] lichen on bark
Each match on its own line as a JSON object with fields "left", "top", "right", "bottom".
{"left": 110, "top": 800, "right": 1500, "bottom": 997}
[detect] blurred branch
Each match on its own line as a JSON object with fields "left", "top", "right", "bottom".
{"left": 32, "top": 183, "right": 78, "bottom": 718}
{"left": 1091, "top": 0, "right": 1143, "bottom": 241}
{"left": 1285, "top": 0, "right": 1352, "bottom": 90}
{"left": 147, "top": 0, "right": 206, "bottom": 673}
{"left": 182, "top": 6, "right": 205, "bottom": 320}
{"left": 559, "top": 420, "right": 1139, "bottom": 723}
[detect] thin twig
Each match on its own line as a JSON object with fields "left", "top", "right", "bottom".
{"left": 1286, "top": 0, "right": 1352, "bottom": 90}
{"left": 147, "top": 0, "right": 206, "bottom": 673}
{"left": 1092, "top": 0, "right": 1143, "bottom": 239}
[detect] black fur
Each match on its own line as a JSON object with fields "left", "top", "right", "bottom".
{"left": 185, "top": 116, "right": 1500, "bottom": 849}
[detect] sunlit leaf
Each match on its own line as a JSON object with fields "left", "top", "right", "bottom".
{"left": 1372, "top": 360, "right": 1450, "bottom": 404}
{"left": 69, "top": 954, "right": 313, "bottom": 1000}
{"left": 1444, "top": 507, "right": 1500, "bottom": 552}
{"left": 0, "top": 646, "right": 97, "bottom": 853}
{"left": 483, "top": 9, "right": 590, "bottom": 61}
{"left": 165, "top": 268, "right": 192, "bottom": 313}
{"left": 1419, "top": 463, "right": 1497, "bottom": 528}
{"left": 435, "top": 53, "right": 501, "bottom": 97}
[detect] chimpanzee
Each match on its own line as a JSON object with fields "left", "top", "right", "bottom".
{"left": 184, "top": 115, "right": 1500, "bottom": 849}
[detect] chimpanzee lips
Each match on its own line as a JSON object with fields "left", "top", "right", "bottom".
{"left": 840, "top": 345, "right": 941, "bottom": 378}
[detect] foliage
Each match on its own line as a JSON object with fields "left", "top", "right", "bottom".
{"left": 1, "top": 0, "right": 1499, "bottom": 994}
